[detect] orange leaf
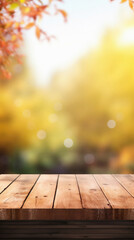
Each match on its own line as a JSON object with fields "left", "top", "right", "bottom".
{"left": 25, "top": 22, "right": 34, "bottom": 29}
{"left": 120, "top": 0, "right": 127, "bottom": 3}
{"left": 57, "top": 9, "right": 67, "bottom": 22}
{"left": 129, "top": 0, "right": 133, "bottom": 9}
{"left": 35, "top": 27, "right": 41, "bottom": 39}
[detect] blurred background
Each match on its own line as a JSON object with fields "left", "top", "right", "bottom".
{"left": 0, "top": 0, "right": 134, "bottom": 174}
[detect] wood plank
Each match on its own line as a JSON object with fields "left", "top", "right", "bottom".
{"left": 54, "top": 175, "right": 82, "bottom": 209}
{"left": 23, "top": 175, "right": 58, "bottom": 209}
{"left": 0, "top": 174, "right": 19, "bottom": 194}
{"left": 0, "top": 174, "right": 39, "bottom": 208}
{"left": 94, "top": 174, "right": 134, "bottom": 208}
{"left": 76, "top": 174, "right": 110, "bottom": 209}
{"left": 114, "top": 174, "right": 134, "bottom": 197}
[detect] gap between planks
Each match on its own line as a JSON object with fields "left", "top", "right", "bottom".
{"left": 93, "top": 175, "right": 112, "bottom": 208}
{"left": 0, "top": 174, "right": 134, "bottom": 210}
{"left": 21, "top": 174, "right": 41, "bottom": 209}
{"left": 52, "top": 175, "right": 59, "bottom": 209}
{"left": 113, "top": 174, "right": 134, "bottom": 198}
{"left": 0, "top": 174, "right": 20, "bottom": 195}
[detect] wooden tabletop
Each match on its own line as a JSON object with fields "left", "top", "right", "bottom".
{"left": 0, "top": 174, "right": 134, "bottom": 220}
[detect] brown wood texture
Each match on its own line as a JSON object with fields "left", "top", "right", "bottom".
{"left": 23, "top": 175, "right": 58, "bottom": 208}
{"left": 0, "top": 220, "right": 134, "bottom": 239}
{"left": 0, "top": 174, "right": 39, "bottom": 208}
{"left": 76, "top": 175, "right": 110, "bottom": 209}
{"left": 94, "top": 174, "right": 134, "bottom": 208}
{"left": 0, "top": 174, "right": 19, "bottom": 194}
{"left": 0, "top": 174, "right": 134, "bottom": 220}
{"left": 54, "top": 174, "right": 82, "bottom": 209}
{"left": 113, "top": 174, "right": 134, "bottom": 197}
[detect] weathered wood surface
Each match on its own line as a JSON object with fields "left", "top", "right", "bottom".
{"left": 54, "top": 175, "right": 82, "bottom": 209}
{"left": 0, "top": 174, "right": 133, "bottom": 220}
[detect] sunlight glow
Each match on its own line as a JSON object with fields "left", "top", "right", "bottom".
{"left": 24, "top": 0, "right": 122, "bottom": 86}
{"left": 64, "top": 138, "right": 73, "bottom": 148}
{"left": 37, "top": 130, "right": 46, "bottom": 140}
{"left": 107, "top": 120, "right": 116, "bottom": 129}
{"left": 49, "top": 113, "right": 58, "bottom": 123}
{"left": 119, "top": 27, "right": 134, "bottom": 46}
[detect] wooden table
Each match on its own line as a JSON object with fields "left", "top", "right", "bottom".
{"left": 0, "top": 174, "right": 134, "bottom": 220}
{"left": 0, "top": 174, "right": 134, "bottom": 239}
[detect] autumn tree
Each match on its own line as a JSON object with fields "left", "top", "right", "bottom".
{"left": 0, "top": 0, "right": 134, "bottom": 80}
{"left": 0, "top": 0, "right": 67, "bottom": 79}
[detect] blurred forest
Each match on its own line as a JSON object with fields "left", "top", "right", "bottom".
{"left": 0, "top": 25, "right": 134, "bottom": 174}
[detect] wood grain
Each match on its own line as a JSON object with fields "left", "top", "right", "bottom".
{"left": 0, "top": 174, "right": 18, "bottom": 194}
{"left": 0, "top": 174, "right": 134, "bottom": 220}
{"left": 76, "top": 174, "right": 110, "bottom": 209}
{"left": 114, "top": 174, "right": 134, "bottom": 197}
{"left": 94, "top": 174, "right": 134, "bottom": 208}
{"left": 0, "top": 174, "right": 39, "bottom": 208}
{"left": 23, "top": 175, "right": 58, "bottom": 208}
{"left": 54, "top": 175, "right": 82, "bottom": 209}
